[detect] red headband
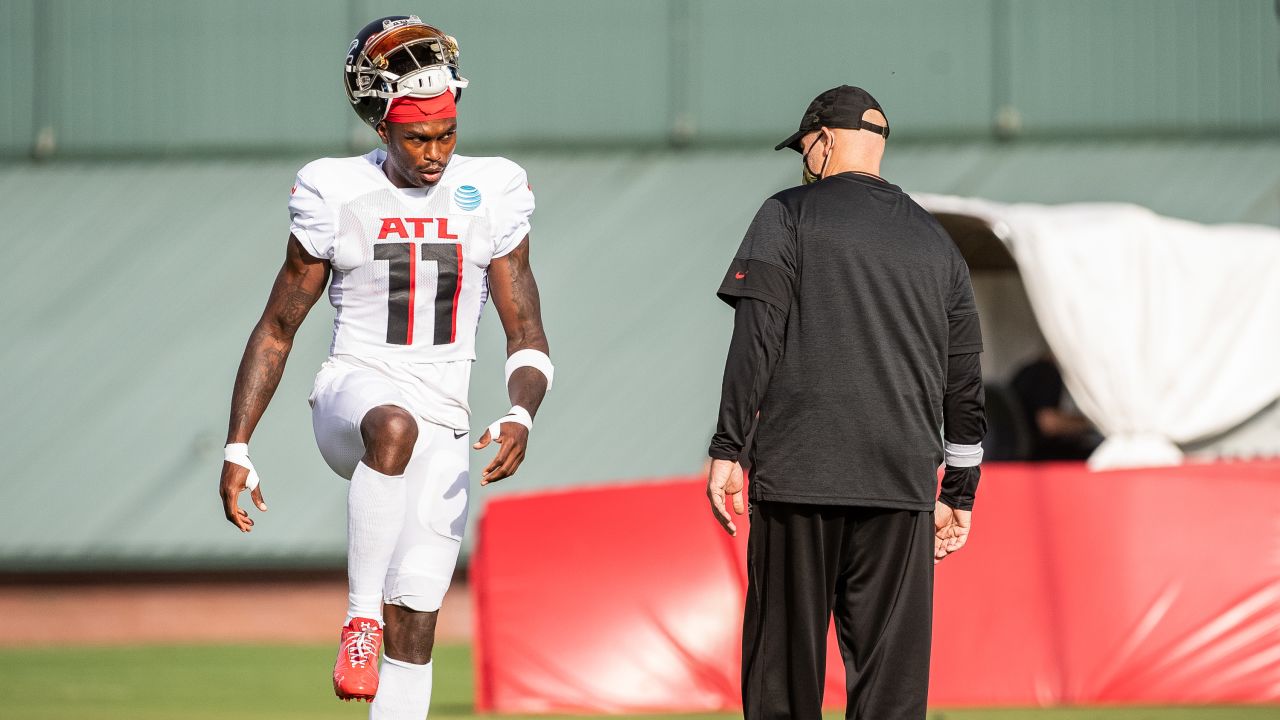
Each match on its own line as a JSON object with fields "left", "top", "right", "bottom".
{"left": 385, "top": 92, "right": 457, "bottom": 124}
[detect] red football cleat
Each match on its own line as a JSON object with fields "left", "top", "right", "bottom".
{"left": 333, "top": 617, "right": 383, "bottom": 702}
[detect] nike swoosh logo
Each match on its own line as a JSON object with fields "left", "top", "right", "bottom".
{"left": 453, "top": 430, "right": 468, "bottom": 439}
{"left": 735, "top": 272, "right": 747, "bottom": 280}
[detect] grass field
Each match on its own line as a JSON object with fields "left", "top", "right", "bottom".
{"left": 1, "top": 644, "right": 1274, "bottom": 720}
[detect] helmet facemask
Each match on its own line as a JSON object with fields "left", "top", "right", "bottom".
{"left": 344, "top": 16, "right": 469, "bottom": 128}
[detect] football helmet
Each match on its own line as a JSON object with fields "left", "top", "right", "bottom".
{"left": 344, "top": 15, "right": 469, "bottom": 129}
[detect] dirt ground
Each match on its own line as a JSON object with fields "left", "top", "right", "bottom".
{"left": 0, "top": 571, "right": 472, "bottom": 646}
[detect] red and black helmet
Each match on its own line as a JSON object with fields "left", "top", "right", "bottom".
{"left": 343, "top": 15, "right": 469, "bottom": 129}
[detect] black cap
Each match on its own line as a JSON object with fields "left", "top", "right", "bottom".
{"left": 775, "top": 85, "right": 889, "bottom": 152}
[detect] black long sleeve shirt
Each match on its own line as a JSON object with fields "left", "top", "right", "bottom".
{"left": 708, "top": 173, "right": 986, "bottom": 511}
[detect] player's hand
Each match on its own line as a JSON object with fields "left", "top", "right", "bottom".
{"left": 933, "top": 502, "right": 971, "bottom": 564}
{"left": 706, "top": 458, "right": 746, "bottom": 536}
{"left": 220, "top": 460, "right": 267, "bottom": 533}
{"left": 473, "top": 422, "right": 529, "bottom": 486}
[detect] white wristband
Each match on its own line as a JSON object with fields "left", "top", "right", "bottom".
{"left": 487, "top": 405, "right": 533, "bottom": 442}
{"left": 944, "top": 441, "right": 983, "bottom": 468}
{"left": 505, "top": 349, "right": 554, "bottom": 391}
{"left": 224, "top": 443, "right": 261, "bottom": 491}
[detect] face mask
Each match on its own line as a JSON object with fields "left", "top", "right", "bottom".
{"left": 801, "top": 134, "right": 831, "bottom": 185}
{"left": 801, "top": 159, "right": 820, "bottom": 186}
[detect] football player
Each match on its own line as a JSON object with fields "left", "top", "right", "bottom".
{"left": 217, "top": 16, "right": 553, "bottom": 719}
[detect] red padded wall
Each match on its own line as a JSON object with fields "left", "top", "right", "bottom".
{"left": 473, "top": 462, "right": 1280, "bottom": 712}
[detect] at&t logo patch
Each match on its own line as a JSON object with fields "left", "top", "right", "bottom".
{"left": 453, "top": 185, "right": 482, "bottom": 211}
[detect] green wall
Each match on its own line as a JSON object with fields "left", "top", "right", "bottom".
{"left": 2, "top": 0, "right": 1276, "bottom": 157}
{"left": 3, "top": 138, "right": 1278, "bottom": 569}
{"left": 1, "top": 0, "right": 1277, "bottom": 569}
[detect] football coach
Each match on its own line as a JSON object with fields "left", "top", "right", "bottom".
{"left": 705, "top": 86, "right": 987, "bottom": 719}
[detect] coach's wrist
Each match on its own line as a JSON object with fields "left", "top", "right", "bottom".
{"left": 937, "top": 492, "right": 973, "bottom": 511}
{"left": 707, "top": 446, "right": 741, "bottom": 462}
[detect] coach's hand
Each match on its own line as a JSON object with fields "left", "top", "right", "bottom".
{"left": 933, "top": 502, "right": 971, "bottom": 564}
{"left": 474, "top": 423, "right": 529, "bottom": 486}
{"left": 707, "top": 458, "right": 746, "bottom": 536}
{"left": 220, "top": 460, "right": 267, "bottom": 533}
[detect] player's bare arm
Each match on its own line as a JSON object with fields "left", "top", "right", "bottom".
{"left": 219, "top": 235, "right": 330, "bottom": 532}
{"left": 474, "top": 236, "right": 550, "bottom": 485}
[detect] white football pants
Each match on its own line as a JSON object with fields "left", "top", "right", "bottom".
{"left": 310, "top": 356, "right": 470, "bottom": 612}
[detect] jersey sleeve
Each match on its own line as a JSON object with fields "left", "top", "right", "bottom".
{"left": 716, "top": 197, "right": 797, "bottom": 311}
{"left": 288, "top": 169, "right": 336, "bottom": 260}
{"left": 491, "top": 166, "right": 535, "bottom": 258}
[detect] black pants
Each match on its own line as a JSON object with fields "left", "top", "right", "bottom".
{"left": 742, "top": 501, "right": 934, "bottom": 720}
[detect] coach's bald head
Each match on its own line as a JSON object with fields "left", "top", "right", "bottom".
{"left": 799, "top": 108, "right": 888, "bottom": 181}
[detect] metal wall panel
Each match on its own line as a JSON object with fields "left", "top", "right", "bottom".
{"left": 0, "top": 0, "right": 36, "bottom": 155}
{"left": 41, "top": 0, "right": 352, "bottom": 155}
{"left": 687, "top": 0, "right": 997, "bottom": 141}
{"left": 358, "top": 0, "right": 673, "bottom": 145}
{"left": 3, "top": 140, "right": 1276, "bottom": 566}
{"left": 2, "top": 1, "right": 1277, "bottom": 156}
{"left": 1007, "top": 0, "right": 1280, "bottom": 134}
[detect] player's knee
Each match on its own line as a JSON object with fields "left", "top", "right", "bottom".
{"left": 360, "top": 405, "right": 417, "bottom": 473}
{"left": 383, "top": 606, "right": 438, "bottom": 664}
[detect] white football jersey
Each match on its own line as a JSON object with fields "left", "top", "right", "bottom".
{"left": 288, "top": 149, "right": 533, "bottom": 428}
{"left": 289, "top": 149, "right": 533, "bottom": 363}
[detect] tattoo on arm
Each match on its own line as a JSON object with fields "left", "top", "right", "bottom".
{"left": 226, "top": 236, "right": 330, "bottom": 443}
{"left": 490, "top": 237, "right": 551, "bottom": 417}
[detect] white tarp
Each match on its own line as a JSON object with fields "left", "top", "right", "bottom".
{"left": 918, "top": 195, "right": 1280, "bottom": 470}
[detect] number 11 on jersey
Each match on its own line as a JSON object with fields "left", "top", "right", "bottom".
{"left": 374, "top": 242, "right": 463, "bottom": 346}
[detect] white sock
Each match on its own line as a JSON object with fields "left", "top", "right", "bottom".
{"left": 370, "top": 657, "right": 432, "bottom": 720}
{"left": 346, "top": 461, "right": 406, "bottom": 624}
